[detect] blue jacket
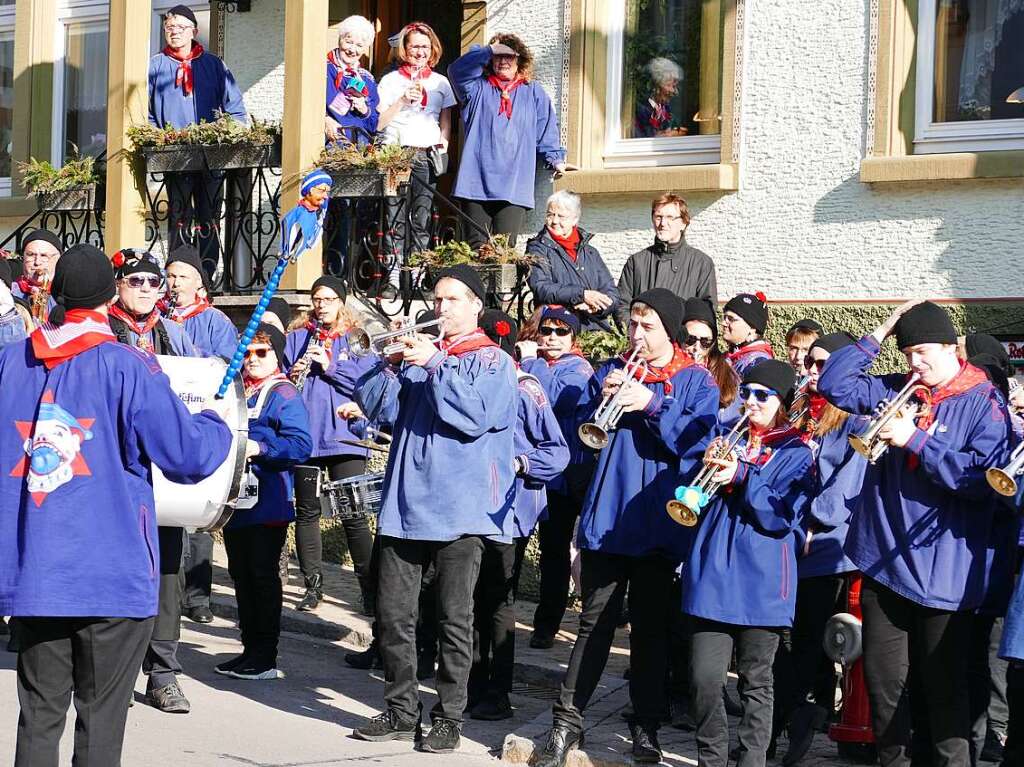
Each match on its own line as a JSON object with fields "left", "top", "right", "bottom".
{"left": 227, "top": 382, "right": 312, "bottom": 528}
{"left": 682, "top": 430, "right": 815, "bottom": 627}
{"left": 520, "top": 353, "right": 595, "bottom": 496}
{"left": 0, "top": 339, "right": 232, "bottom": 618}
{"left": 525, "top": 229, "right": 620, "bottom": 331}
{"left": 148, "top": 48, "right": 248, "bottom": 129}
{"left": 356, "top": 340, "right": 518, "bottom": 541}
{"left": 819, "top": 336, "right": 1013, "bottom": 611}
{"left": 284, "top": 327, "right": 376, "bottom": 459}
{"left": 512, "top": 370, "right": 570, "bottom": 537}
{"left": 171, "top": 305, "right": 237, "bottom": 360}
{"left": 999, "top": 483, "right": 1024, "bottom": 661}
{"left": 326, "top": 62, "right": 379, "bottom": 144}
{"left": 450, "top": 45, "right": 566, "bottom": 209}
{"left": 0, "top": 310, "right": 26, "bottom": 349}
{"left": 795, "top": 414, "right": 867, "bottom": 578}
{"left": 576, "top": 356, "right": 719, "bottom": 561}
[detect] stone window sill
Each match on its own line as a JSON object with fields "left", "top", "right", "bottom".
{"left": 860, "top": 152, "right": 1024, "bottom": 183}
{"left": 553, "top": 163, "right": 739, "bottom": 195}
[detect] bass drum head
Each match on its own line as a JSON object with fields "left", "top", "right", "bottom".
{"left": 151, "top": 355, "right": 249, "bottom": 532}
{"left": 823, "top": 612, "right": 863, "bottom": 664}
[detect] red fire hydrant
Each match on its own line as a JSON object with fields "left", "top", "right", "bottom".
{"left": 825, "top": 573, "right": 876, "bottom": 762}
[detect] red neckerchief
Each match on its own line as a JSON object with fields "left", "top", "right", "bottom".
{"left": 327, "top": 51, "right": 367, "bottom": 95}
{"left": 169, "top": 297, "right": 212, "bottom": 323}
{"left": 305, "top": 321, "right": 340, "bottom": 363}
{"left": 906, "top": 362, "right": 989, "bottom": 469}
{"left": 745, "top": 423, "right": 801, "bottom": 466}
{"left": 163, "top": 41, "right": 204, "bottom": 97}
{"left": 398, "top": 64, "right": 431, "bottom": 107}
{"left": 109, "top": 304, "right": 162, "bottom": 353}
{"left": 16, "top": 275, "right": 42, "bottom": 295}
{"left": 622, "top": 343, "right": 694, "bottom": 396}
{"left": 487, "top": 74, "right": 526, "bottom": 119}
{"left": 549, "top": 227, "right": 581, "bottom": 263}
{"left": 440, "top": 328, "right": 498, "bottom": 357}
{"left": 649, "top": 99, "right": 670, "bottom": 130}
{"left": 30, "top": 309, "right": 115, "bottom": 370}
{"left": 243, "top": 371, "right": 289, "bottom": 400}
{"left": 726, "top": 339, "right": 774, "bottom": 365}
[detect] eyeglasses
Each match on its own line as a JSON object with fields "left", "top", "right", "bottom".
{"left": 24, "top": 250, "right": 59, "bottom": 261}
{"left": 164, "top": 24, "right": 193, "bottom": 33}
{"left": 312, "top": 296, "right": 340, "bottom": 305}
{"left": 653, "top": 215, "right": 682, "bottom": 223}
{"left": 684, "top": 334, "right": 714, "bottom": 349}
{"left": 244, "top": 348, "right": 272, "bottom": 360}
{"left": 804, "top": 357, "right": 827, "bottom": 372}
{"left": 739, "top": 385, "right": 777, "bottom": 403}
{"left": 539, "top": 326, "right": 572, "bottom": 337}
{"left": 124, "top": 275, "right": 163, "bottom": 289}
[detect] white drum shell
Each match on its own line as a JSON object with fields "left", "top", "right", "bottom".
{"left": 152, "top": 355, "right": 249, "bottom": 532}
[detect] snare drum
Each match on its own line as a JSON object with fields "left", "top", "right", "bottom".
{"left": 323, "top": 472, "right": 385, "bottom": 520}
{"left": 151, "top": 355, "right": 249, "bottom": 532}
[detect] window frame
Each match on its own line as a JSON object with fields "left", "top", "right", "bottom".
{"left": 913, "top": 0, "right": 1024, "bottom": 154}
{"left": 0, "top": 3, "right": 16, "bottom": 196}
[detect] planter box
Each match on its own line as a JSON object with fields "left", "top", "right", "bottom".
{"left": 423, "top": 262, "right": 519, "bottom": 295}
{"left": 142, "top": 141, "right": 279, "bottom": 174}
{"left": 330, "top": 167, "right": 412, "bottom": 198}
{"left": 37, "top": 185, "right": 97, "bottom": 212}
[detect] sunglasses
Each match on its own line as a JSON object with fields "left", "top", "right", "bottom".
{"left": 244, "top": 348, "right": 273, "bottom": 360}
{"left": 804, "top": 357, "right": 827, "bottom": 372}
{"left": 539, "top": 326, "right": 572, "bottom": 337}
{"left": 124, "top": 275, "right": 163, "bottom": 289}
{"left": 684, "top": 334, "right": 714, "bottom": 349}
{"left": 739, "top": 385, "right": 777, "bottom": 403}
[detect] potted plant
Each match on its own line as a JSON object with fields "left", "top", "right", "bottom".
{"left": 18, "top": 153, "right": 102, "bottom": 211}
{"left": 577, "top": 328, "right": 629, "bottom": 365}
{"left": 409, "top": 235, "right": 534, "bottom": 295}
{"left": 128, "top": 113, "right": 281, "bottom": 173}
{"left": 316, "top": 142, "right": 415, "bottom": 198}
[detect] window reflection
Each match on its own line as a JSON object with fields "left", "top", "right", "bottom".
{"left": 63, "top": 24, "right": 109, "bottom": 161}
{"left": 0, "top": 35, "right": 12, "bottom": 178}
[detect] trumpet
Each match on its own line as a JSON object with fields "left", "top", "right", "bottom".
{"left": 848, "top": 374, "right": 927, "bottom": 464}
{"left": 666, "top": 412, "right": 750, "bottom": 526}
{"left": 788, "top": 375, "right": 812, "bottom": 426}
{"left": 578, "top": 345, "right": 649, "bottom": 450}
{"left": 347, "top": 318, "right": 445, "bottom": 357}
{"left": 987, "top": 442, "right": 1024, "bottom": 497}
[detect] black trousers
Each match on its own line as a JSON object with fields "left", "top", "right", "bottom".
{"left": 552, "top": 549, "right": 675, "bottom": 730}
{"left": 377, "top": 534, "right": 484, "bottom": 723}
{"left": 773, "top": 573, "right": 845, "bottom": 723}
{"left": 143, "top": 526, "right": 185, "bottom": 689}
{"left": 224, "top": 524, "right": 288, "bottom": 665}
{"left": 166, "top": 170, "right": 225, "bottom": 274}
{"left": 861, "top": 577, "right": 972, "bottom": 767}
{"left": 385, "top": 154, "right": 436, "bottom": 258}
{"left": 293, "top": 455, "right": 372, "bottom": 593}
{"left": 533, "top": 491, "right": 581, "bottom": 637}
{"left": 1004, "top": 662, "right": 1024, "bottom": 765}
{"left": 182, "top": 531, "right": 213, "bottom": 610}
{"left": 469, "top": 536, "right": 529, "bottom": 703}
{"left": 461, "top": 199, "right": 528, "bottom": 249}
{"left": 15, "top": 616, "right": 154, "bottom": 767}
{"left": 691, "top": 617, "right": 781, "bottom": 767}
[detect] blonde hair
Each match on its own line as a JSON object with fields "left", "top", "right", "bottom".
{"left": 394, "top": 22, "right": 442, "bottom": 68}
{"left": 291, "top": 305, "right": 360, "bottom": 334}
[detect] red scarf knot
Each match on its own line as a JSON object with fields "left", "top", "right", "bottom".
{"left": 620, "top": 343, "right": 694, "bottom": 396}
{"left": 746, "top": 424, "right": 801, "bottom": 466}
{"left": 440, "top": 328, "right": 498, "bottom": 357}
{"left": 167, "top": 297, "right": 212, "bottom": 323}
{"left": 30, "top": 309, "right": 115, "bottom": 369}
{"left": 109, "top": 304, "right": 162, "bottom": 353}
{"left": 398, "top": 64, "right": 432, "bottom": 107}
{"left": 905, "top": 362, "right": 989, "bottom": 469}
{"left": 328, "top": 51, "right": 368, "bottom": 96}
{"left": 163, "top": 41, "right": 204, "bottom": 97}
{"left": 726, "top": 339, "right": 775, "bottom": 365}
{"left": 487, "top": 74, "right": 526, "bottom": 119}
{"left": 549, "top": 227, "right": 581, "bottom": 262}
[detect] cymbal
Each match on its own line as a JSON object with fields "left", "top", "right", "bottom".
{"left": 338, "top": 438, "right": 389, "bottom": 453}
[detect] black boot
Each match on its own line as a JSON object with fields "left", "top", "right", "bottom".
{"left": 533, "top": 723, "right": 583, "bottom": 767}
{"left": 783, "top": 703, "right": 827, "bottom": 766}
{"left": 297, "top": 573, "right": 323, "bottom": 612}
{"left": 629, "top": 721, "right": 662, "bottom": 764}
{"left": 345, "top": 639, "right": 382, "bottom": 670}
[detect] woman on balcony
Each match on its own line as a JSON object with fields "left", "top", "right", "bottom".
{"left": 449, "top": 34, "right": 573, "bottom": 248}
{"left": 325, "top": 15, "right": 379, "bottom": 146}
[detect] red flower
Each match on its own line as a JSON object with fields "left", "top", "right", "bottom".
{"left": 111, "top": 250, "right": 126, "bottom": 268}
{"left": 495, "top": 320, "right": 511, "bottom": 337}
{"left": 754, "top": 291, "right": 767, "bottom": 304}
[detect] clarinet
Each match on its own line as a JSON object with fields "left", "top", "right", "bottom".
{"left": 292, "top": 320, "right": 325, "bottom": 393}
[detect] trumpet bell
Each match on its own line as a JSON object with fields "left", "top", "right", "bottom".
{"left": 666, "top": 499, "right": 699, "bottom": 527}
{"left": 848, "top": 433, "right": 875, "bottom": 461}
{"left": 578, "top": 422, "right": 609, "bottom": 450}
{"left": 346, "top": 328, "right": 373, "bottom": 357}
{"left": 986, "top": 467, "right": 1019, "bottom": 497}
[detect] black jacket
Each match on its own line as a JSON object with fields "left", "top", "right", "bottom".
{"left": 615, "top": 237, "right": 717, "bottom": 326}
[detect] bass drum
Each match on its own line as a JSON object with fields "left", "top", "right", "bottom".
{"left": 152, "top": 354, "right": 249, "bottom": 532}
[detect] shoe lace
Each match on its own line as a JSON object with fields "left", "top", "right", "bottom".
{"left": 162, "top": 682, "right": 184, "bottom": 698}
{"left": 430, "top": 719, "right": 458, "bottom": 738}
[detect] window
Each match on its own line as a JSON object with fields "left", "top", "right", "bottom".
{"left": 0, "top": 1, "right": 13, "bottom": 196}
{"left": 915, "top": 0, "right": 1024, "bottom": 153}
{"left": 61, "top": 22, "right": 109, "bottom": 160}
{"left": 605, "top": 0, "right": 723, "bottom": 167}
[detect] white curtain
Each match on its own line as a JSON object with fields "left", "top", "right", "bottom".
{"left": 957, "top": 0, "right": 1024, "bottom": 117}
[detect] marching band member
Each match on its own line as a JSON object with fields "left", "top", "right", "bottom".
{"left": 776, "top": 332, "right": 867, "bottom": 765}
{"left": 468, "top": 310, "right": 569, "bottom": 721}
{"left": 218, "top": 324, "right": 312, "bottom": 681}
{"left": 263, "top": 296, "right": 292, "bottom": 334}
{"left": 515, "top": 305, "right": 596, "bottom": 649}
{"left": 722, "top": 292, "right": 773, "bottom": 376}
{"left": 0, "top": 244, "right": 232, "bottom": 766}
{"left": 818, "top": 300, "right": 1013, "bottom": 767}
{"left": 784, "top": 318, "right": 822, "bottom": 376}
{"left": 684, "top": 296, "right": 739, "bottom": 415}
{"left": 284, "top": 276, "right": 375, "bottom": 614}
{"left": 12, "top": 229, "right": 62, "bottom": 324}
{"left": 534, "top": 289, "right": 719, "bottom": 767}
{"left": 682, "top": 359, "right": 815, "bottom": 767}
{"left": 164, "top": 244, "right": 238, "bottom": 359}
{"left": 353, "top": 265, "right": 517, "bottom": 753}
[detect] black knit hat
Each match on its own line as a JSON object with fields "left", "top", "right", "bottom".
{"left": 632, "top": 288, "right": 684, "bottom": 343}
{"left": 788, "top": 317, "right": 823, "bottom": 336}
{"left": 683, "top": 297, "right": 717, "bottom": 338}
{"left": 311, "top": 275, "right": 347, "bottom": 303}
{"left": 480, "top": 309, "right": 519, "bottom": 357}
{"left": 969, "top": 353, "right": 1009, "bottom": 399}
{"left": 22, "top": 229, "right": 63, "bottom": 254}
{"left": 742, "top": 359, "right": 797, "bottom": 406}
{"left": 112, "top": 248, "right": 163, "bottom": 280}
{"left": 254, "top": 322, "right": 286, "bottom": 368}
{"left": 810, "top": 331, "right": 856, "bottom": 356}
{"left": 724, "top": 293, "right": 769, "bottom": 335}
{"left": 166, "top": 245, "right": 203, "bottom": 275}
{"left": 52, "top": 244, "right": 116, "bottom": 311}
{"left": 435, "top": 264, "right": 486, "bottom": 302}
{"left": 266, "top": 296, "right": 292, "bottom": 327}
{"left": 894, "top": 301, "right": 957, "bottom": 349}
{"left": 965, "top": 333, "right": 1011, "bottom": 375}
{"left": 165, "top": 4, "right": 198, "bottom": 27}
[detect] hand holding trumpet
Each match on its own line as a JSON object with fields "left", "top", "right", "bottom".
{"left": 601, "top": 369, "right": 654, "bottom": 413}
{"left": 702, "top": 437, "right": 740, "bottom": 485}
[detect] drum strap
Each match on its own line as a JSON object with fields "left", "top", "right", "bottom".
{"left": 248, "top": 380, "right": 290, "bottom": 420}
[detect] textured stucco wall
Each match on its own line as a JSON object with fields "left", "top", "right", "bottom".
{"left": 224, "top": 3, "right": 286, "bottom": 122}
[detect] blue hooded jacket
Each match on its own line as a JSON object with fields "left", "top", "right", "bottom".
{"left": 174, "top": 305, "right": 238, "bottom": 360}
